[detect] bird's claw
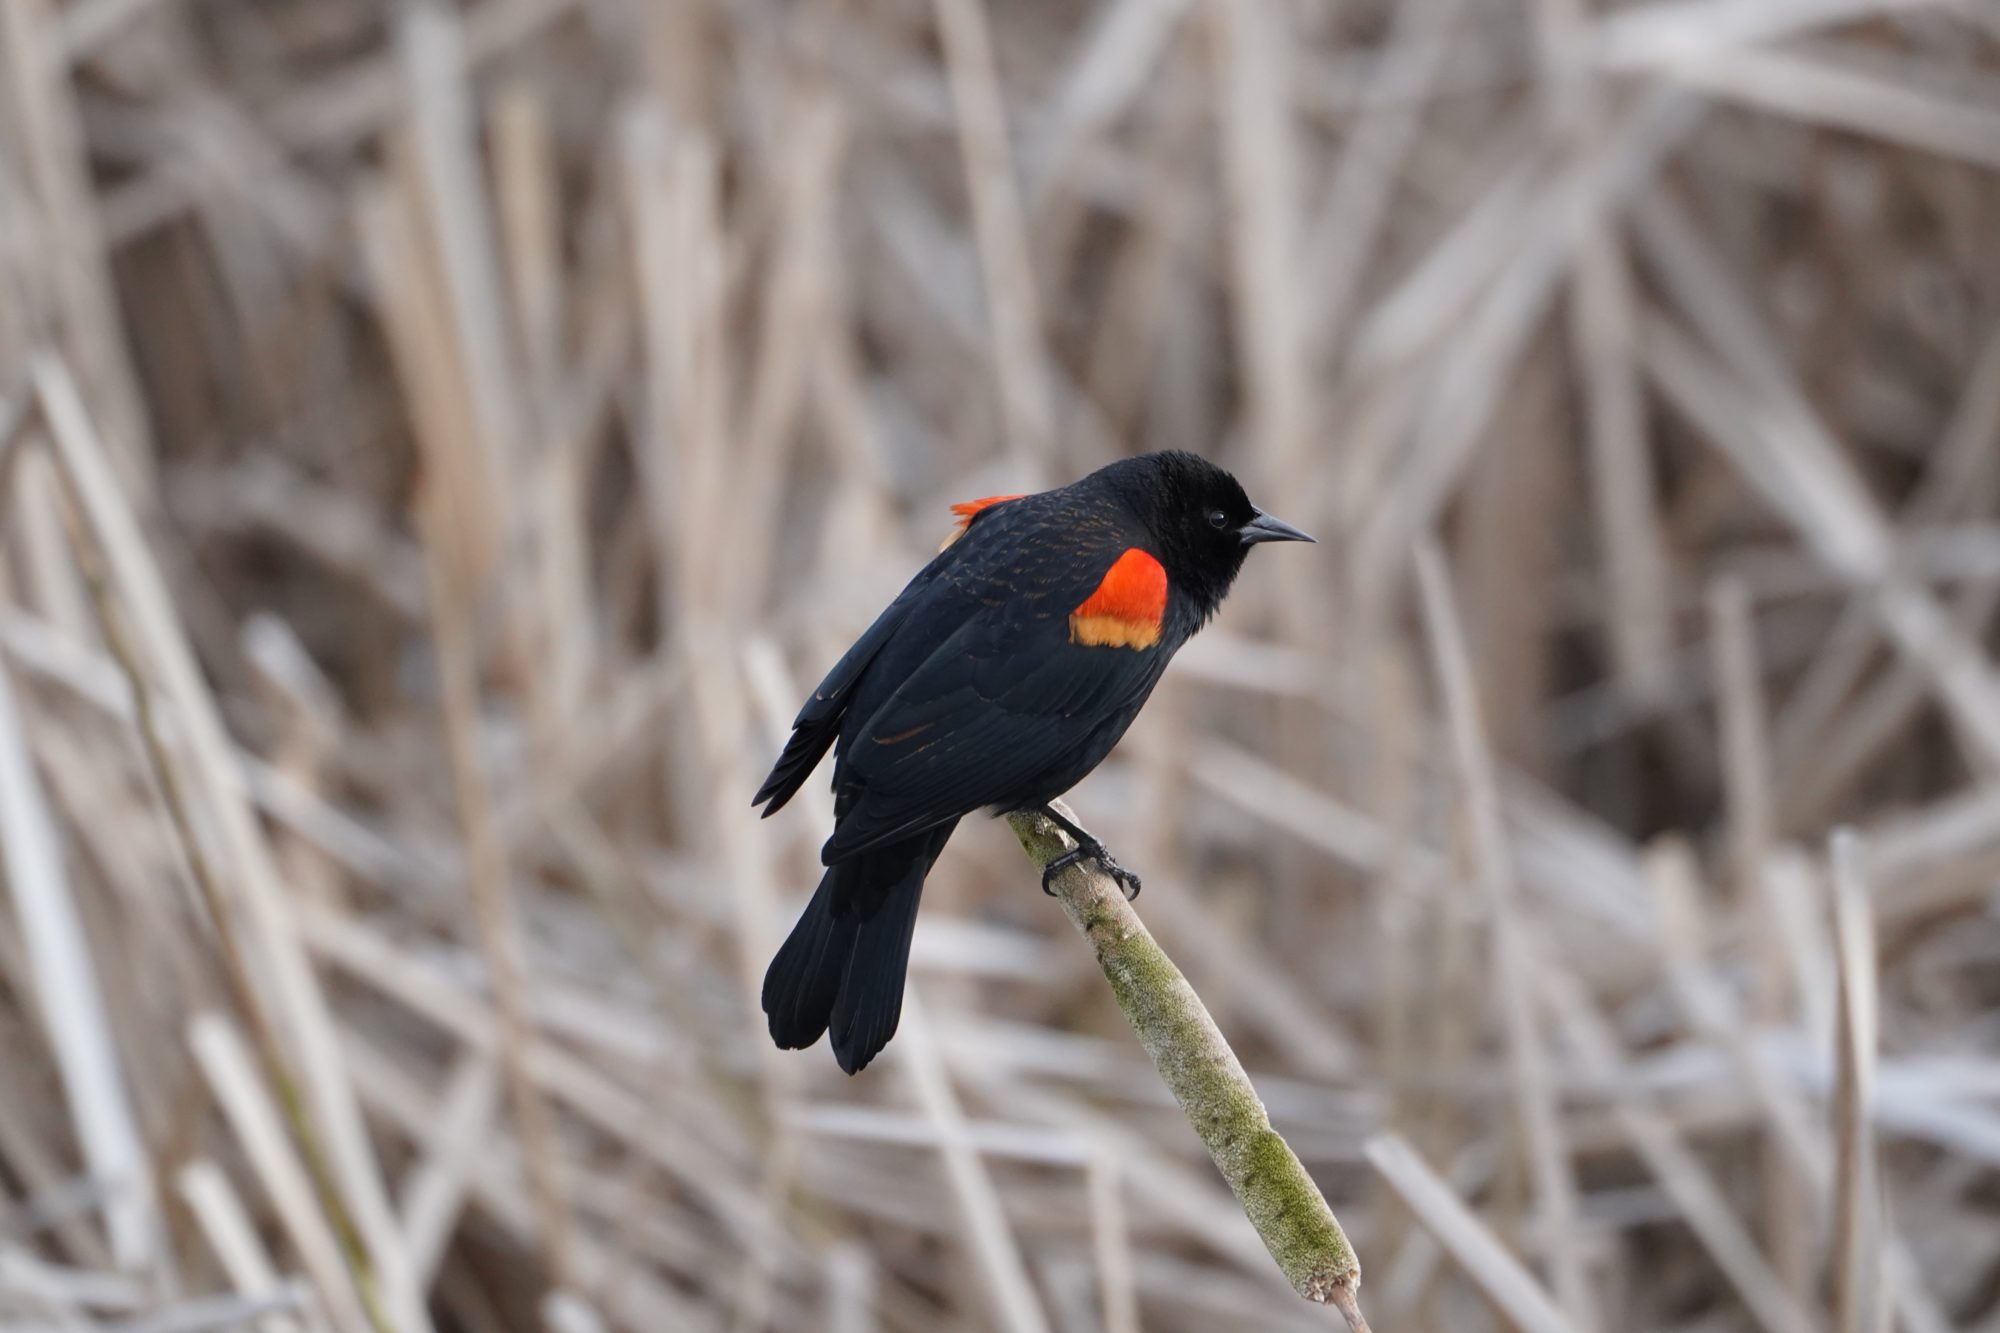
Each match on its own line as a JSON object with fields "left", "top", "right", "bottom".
{"left": 1041, "top": 839, "right": 1143, "bottom": 900}
{"left": 1039, "top": 849, "right": 1083, "bottom": 894}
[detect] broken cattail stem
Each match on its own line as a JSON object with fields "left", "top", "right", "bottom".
{"left": 1007, "top": 801, "right": 1368, "bottom": 1329}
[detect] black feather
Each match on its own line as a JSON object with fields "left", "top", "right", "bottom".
{"left": 760, "top": 872, "right": 858, "bottom": 1050}
{"left": 761, "top": 821, "right": 956, "bottom": 1073}
{"left": 753, "top": 589, "right": 919, "bottom": 814}
{"left": 756, "top": 452, "right": 1306, "bottom": 1072}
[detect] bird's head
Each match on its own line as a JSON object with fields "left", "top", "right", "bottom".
{"left": 1104, "top": 451, "right": 1314, "bottom": 621}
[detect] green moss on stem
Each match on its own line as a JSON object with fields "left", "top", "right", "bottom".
{"left": 1006, "top": 804, "right": 1364, "bottom": 1313}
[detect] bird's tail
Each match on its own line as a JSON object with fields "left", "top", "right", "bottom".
{"left": 761, "top": 821, "right": 957, "bottom": 1074}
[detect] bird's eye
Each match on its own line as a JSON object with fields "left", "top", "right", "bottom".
{"left": 1206, "top": 508, "right": 1228, "bottom": 529}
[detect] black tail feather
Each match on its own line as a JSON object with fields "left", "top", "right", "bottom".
{"left": 761, "top": 821, "right": 956, "bottom": 1074}
{"left": 827, "top": 886, "right": 921, "bottom": 1073}
{"left": 761, "top": 870, "right": 858, "bottom": 1053}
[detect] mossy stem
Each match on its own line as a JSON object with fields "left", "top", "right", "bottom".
{"left": 1007, "top": 802, "right": 1368, "bottom": 1329}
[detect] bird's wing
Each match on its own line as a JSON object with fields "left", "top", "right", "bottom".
{"left": 752, "top": 494, "right": 1034, "bottom": 814}
{"left": 821, "top": 538, "right": 1172, "bottom": 862}
{"left": 754, "top": 574, "right": 940, "bottom": 814}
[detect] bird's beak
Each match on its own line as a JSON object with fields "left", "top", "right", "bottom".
{"left": 1239, "top": 508, "right": 1316, "bottom": 546}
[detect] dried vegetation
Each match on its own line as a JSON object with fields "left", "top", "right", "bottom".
{"left": 2, "top": 0, "right": 2000, "bottom": 1330}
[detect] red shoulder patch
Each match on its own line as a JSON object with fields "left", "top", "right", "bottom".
{"left": 950, "top": 494, "right": 1026, "bottom": 524}
{"left": 940, "top": 494, "right": 1026, "bottom": 549}
{"left": 1069, "top": 549, "right": 1167, "bottom": 650}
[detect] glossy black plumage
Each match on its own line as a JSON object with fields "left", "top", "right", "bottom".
{"left": 756, "top": 451, "right": 1311, "bottom": 1073}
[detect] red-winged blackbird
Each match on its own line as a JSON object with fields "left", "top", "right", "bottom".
{"left": 754, "top": 451, "right": 1312, "bottom": 1072}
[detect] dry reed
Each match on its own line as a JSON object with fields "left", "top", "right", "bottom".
{"left": 2, "top": 1, "right": 1999, "bottom": 1330}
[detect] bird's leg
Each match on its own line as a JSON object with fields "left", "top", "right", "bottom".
{"left": 1034, "top": 804, "right": 1142, "bottom": 900}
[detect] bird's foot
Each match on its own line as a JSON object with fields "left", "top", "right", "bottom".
{"left": 1101, "top": 851, "right": 1144, "bottom": 901}
{"left": 1048, "top": 824, "right": 1144, "bottom": 896}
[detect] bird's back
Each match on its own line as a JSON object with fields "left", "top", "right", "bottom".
{"left": 821, "top": 484, "right": 1185, "bottom": 860}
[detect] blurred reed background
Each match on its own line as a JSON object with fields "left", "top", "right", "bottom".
{"left": 2, "top": 0, "right": 1999, "bottom": 1329}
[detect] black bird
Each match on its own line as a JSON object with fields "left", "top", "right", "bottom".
{"left": 754, "top": 451, "right": 1313, "bottom": 1072}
